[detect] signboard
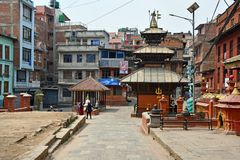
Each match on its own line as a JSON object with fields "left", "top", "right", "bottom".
{"left": 98, "top": 78, "right": 120, "bottom": 86}
{"left": 120, "top": 61, "right": 128, "bottom": 74}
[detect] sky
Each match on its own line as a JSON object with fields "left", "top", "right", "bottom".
{"left": 34, "top": 0, "right": 234, "bottom": 33}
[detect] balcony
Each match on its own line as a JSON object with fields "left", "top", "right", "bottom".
{"left": 58, "top": 61, "right": 99, "bottom": 70}
{"left": 77, "top": 31, "right": 106, "bottom": 38}
{"left": 58, "top": 78, "right": 80, "bottom": 85}
{"left": 57, "top": 44, "right": 99, "bottom": 52}
{"left": 99, "top": 59, "right": 122, "bottom": 68}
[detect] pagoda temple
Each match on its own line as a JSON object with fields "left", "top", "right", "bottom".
{"left": 121, "top": 11, "right": 188, "bottom": 115}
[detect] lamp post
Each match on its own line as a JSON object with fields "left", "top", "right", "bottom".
{"left": 169, "top": 2, "right": 199, "bottom": 113}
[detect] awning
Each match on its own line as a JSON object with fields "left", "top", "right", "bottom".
{"left": 121, "top": 67, "right": 189, "bottom": 83}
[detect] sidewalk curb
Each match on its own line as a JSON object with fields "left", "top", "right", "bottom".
{"left": 150, "top": 129, "right": 182, "bottom": 160}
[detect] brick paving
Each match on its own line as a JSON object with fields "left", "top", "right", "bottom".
{"left": 51, "top": 106, "right": 173, "bottom": 160}
{"left": 151, "top": 128, "right": 240, "bottom": 160}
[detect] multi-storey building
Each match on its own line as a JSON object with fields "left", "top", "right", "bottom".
{"left": 0, "top": 0, "right": 35, "bottom": 94}
{"left": 108, "top": 27, "right": 144, "bottom": 50}
{"left": 214, "top": 1, "right": 240, "bottom": 93}
{"left": 0, "top": 34, "right": 15, "bottom": 105}
{"left": 194, "top": 22, "right": 216, "bottom": 93}
{"left": 98, "top": 48, "right": 130, "bottom": 106}
{"left": 35, "top": 6, "right": 54, "bottom": 86}
{"left": 57, "top": 28, "right": 109, "bottom": 106}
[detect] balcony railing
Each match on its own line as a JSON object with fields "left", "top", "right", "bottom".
{"left": 58, "top": 78, "right": 80, "bottom": 84}
{"left": 99, "top": 59, "right": 122, "bottom": 68}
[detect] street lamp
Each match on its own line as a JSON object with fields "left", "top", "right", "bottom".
{"left": 169, "top": 2, "right": 199, "bottom": 113}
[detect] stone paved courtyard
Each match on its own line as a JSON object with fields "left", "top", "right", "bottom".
{"left": 51, "top": 106, "right": 173, "bottom": 160}
{"left": 151, "top": 128, "right": 240, "bottom": 160}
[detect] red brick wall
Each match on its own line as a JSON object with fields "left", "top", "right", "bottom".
{"left": 0, "top": 0, "right": 21, "bottom": 68}
{"left": 137, "top": 94, "right": 169, "bottom": 110}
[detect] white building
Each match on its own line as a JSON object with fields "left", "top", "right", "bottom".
{"left": 57, "top": 30, "right": 109, "bottom": 106}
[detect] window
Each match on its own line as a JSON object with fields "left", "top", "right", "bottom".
{"left": 218, "top": 68, "right": 220, "bottom": 83}
{"left": 217, "top": 46, "right": 221, "bottom": 62}
{"left": 223, "top": 67, "right": 227, "bottom": 84}
{"left": 86, "top": 71, "right": 95, "bottom": 78}
{"left": 4, "top": 65, "right": 9, "bottom": 77}
{"left": 82, "top": 39, "right": 87, "bottom": 45}
{"left": 63, "top": 54, "right": 72, "bottom": 63}
{"left": 91, "top": 39, "right": 100, "bottom": 46}
{"left": 223, "top": 43, "right": 226, "bottom": 60}
{"left": 113, "top": 87, "right": 122, "bottom": 95}
{"left": 101, "top": 50, "right": 108, "bottom": 58}
{"left": 17, "top": 70, "right": 26, "bottom": 82}
{"left": 113, "top": 69, "right": 119, "bottom": 77}
{"left": 77, "top": 54, "right": 82, "bottom": 63}
{"left": 23, "top": 4, "right": 32, "bottom": 22}
{"left": 230, "top": 40, "right": 233, "bottom": 58}
{"left": 62, "top": 88, "right": 71, "bottom": 97}
{"left": 238, "top": 37, "right": 240, "bottom": 54}
{"left": 109, "top": 51, "right": 116, "bottom": 58}
{"left": 102, "top": 69, "right": 110, "bottom": 78}
{"left": 70, "top": 31, "right": 76, "bottom": 42}
{"left": 5, "top": 46, "right": 9, "bottom": 60}
{"left": 0, "top": 44, "right": 2, "bottom": 59}
{"left": 23, "top": 48, "right": 31, "bottom": 62}
{"left": 4, "top": 81, "right": 9, "bottom": 93}
{"left": 116, "top": 51, "right": 124, "bottom": 58}
{"left": 23, "top": 26, "right": 32, "bottom": 42}
{"left": 86, "top": 54, "right": 95, "bottom": 63}
{"left": 75, "top": 71, "right": 82, "bottom": 79}
{"left": 63, "top": 70, "right": 72, "bottom": 79}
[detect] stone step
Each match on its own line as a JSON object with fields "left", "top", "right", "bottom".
{"left": 40, "top": 135, "right": 56, "bottom": 148}
{"left": 15, "top": 146, "right": 48, "bottom": 160}
{"left": 56, "top": 128, "right": 71, "bottom": 144}
{"left": 48, "top": 139, "right": 61, "bottom": 154}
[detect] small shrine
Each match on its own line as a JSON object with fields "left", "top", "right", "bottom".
{"left": 121, "top": 11, "right": 188, "bottom": 115}
{"left": 214, "top": 82, "right": 240, "bottom": 135}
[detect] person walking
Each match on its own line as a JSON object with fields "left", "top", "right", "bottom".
{"left": 86, "top": 102, "right": 93, "bottom": 119}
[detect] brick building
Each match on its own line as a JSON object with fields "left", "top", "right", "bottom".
{"left": 0, "top": 0, "right": 35, "bottom": 94}
{"left": 214, "top": 2, "right": 240, "bottom": 93}
{"left": 98, "top": 48, "right": 130, "bottom": 106}
{"left": 194, "top": 22, "right": 216, "bottom": 93}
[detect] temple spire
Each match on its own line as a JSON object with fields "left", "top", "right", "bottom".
{"left": 150, "top": 11, "right": 160, "bottom": 28}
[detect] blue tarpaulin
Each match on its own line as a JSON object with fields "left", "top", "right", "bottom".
{"left": 98, "top": 78, "right": 120, "bottom": 86}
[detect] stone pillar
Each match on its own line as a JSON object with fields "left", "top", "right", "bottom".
{"left": 201, "top": 77, "right": 207, "bottom": 95}
{"left": 160, "top": 95, "right": 168, "bottom": 114}
{"left": 23, "top": 94, "right": 32, "bottom": 109}
{"left": 6, "top": 95, "right": 17, "bottom": 112}
{"left": 3, "top": 92, "right": 9, "bottom": 109}
{"left": 176, "top": 96, "right": 183, "bottom": 113}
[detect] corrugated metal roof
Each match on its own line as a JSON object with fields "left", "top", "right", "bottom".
{"left": 69, "top": 76, "right": 109, "bottom": 92}
{"left": 134, "top": 46, "right": 175, "bottom": 54}
{"left": 121, "top": 67, "right": 188, "bottom": 83}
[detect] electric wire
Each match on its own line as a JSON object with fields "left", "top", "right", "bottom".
{"left": 224, "top": 0, "right": 230, "bottom": 7}
{"left": 86, "top": 0, "right": 136, "bottom": 25}
{"left": 196, "top": 0, "right": 240, "bottom": 71}
{"left": 62, "top": 0, "right": 101, "bottom": 10}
